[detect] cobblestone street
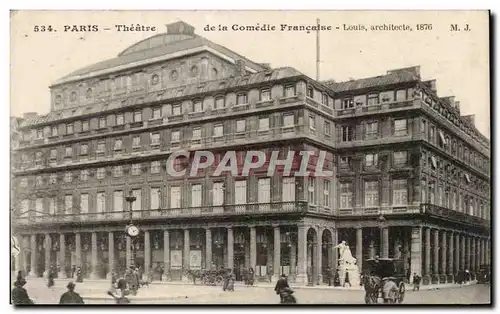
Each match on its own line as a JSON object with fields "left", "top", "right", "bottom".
{"left": 16, "top": 279, "right": 490, "bottom": 305}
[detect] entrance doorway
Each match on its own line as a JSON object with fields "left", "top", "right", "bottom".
{"left": 234, "top": 251, "right": 245, "bottom": 281}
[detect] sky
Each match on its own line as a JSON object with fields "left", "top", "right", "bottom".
{"left": 10, "top": 10, "right": 490, "bottom": 138}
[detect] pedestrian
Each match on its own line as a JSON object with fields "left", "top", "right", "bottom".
{"left": 47, "top": 265, "right": 55, "bottom": 288}
{"left": 227, "top": 270, "right": 235, "bottom": 292}
{"left": 59, "top": 282, "right": 84, "bottom": 304}
{"left": 16, "top": 270, "right": 24, "bottom": 284}
{"left": 71, "top": 265, "right": 76, "bottom": 279}
{"left": 279, "top": 287, "right": 297, "bottom": 304}
{"left": 159, "top": 265, "right": 164, "bottom": 282}
{"left": 76, "top": 266, "right": 83, "bottom": 283}
{"left": 326, "top": 267, "right": 333, "bottom": 286}
{"left": 267, "top": 266, "right": 273, "bottom": 283}
{"left": 147, "top": 268, "right": 154, "bottom": 284}
{"left": 406, "top": 268, "right": 411, "bottom": 283}
{"left": 412, "top": 273, "right": 421, "bottom": 291}
{"left": 334, "top": 270, "right": 340, "bottom": 287}
{"left": 107, "top": 278, "right": 130, "bottom": 304}
{"left": 248, "top": 268, "right": 255, "bottom": 286}
{"left": 12, "top": 278, "right": 34, "bottom": 305}
{"left": 274, "top": 274, "right": 290, "bottom": 303}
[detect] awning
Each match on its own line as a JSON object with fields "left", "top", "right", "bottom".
{"left": 465, "top": 174, "right": 471, "bottom": 183}
{"left": 431, "top": 156, "right": 437, "bottom": 169}
{"left": 439, "top": 131, "right": 447, "bottom": 145}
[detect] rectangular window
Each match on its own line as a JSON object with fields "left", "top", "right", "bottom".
{"left": 50, "top": 149, "right": 57, "bottom": 160}
{"left": 438, "top": 130, "right": 447, "bottom": 148}
{"left": 212, "top": 182, "right": 225, "bottom": 206}
{"left": 170, "top": 186, "right": 181, "bottom": 208}
{"left": 49, "top": 197, "right": 57, "bottom": 215}
{"left": 392, "top": 179, "right": 408, "bottom": 206}
{"left": 193, "top": 100, "right": 203, "bottom": 112}
{"left": 64, "top": 172, "right": 73, "bottom": 183}
{"left": 430, "top": 126, "right": 435, "bottom": 143}
{"left": 236, "top": 120, "right": 246, "bottom": 133}
{"left": 394, "top": 119, "right": 408, "bottom": 136}
{"left": 191, "top": 184, "right": 202, "bottom": 207}
{"left": 66, "top": 123, "right": 74, "bottom": 134}
{"left": 214, "top": 124, "right": 224, "bottom": 137}
{"left": 82, "top": 120, "right": 89, "bottom": 132}
{"left": 80, "top": 194, "right": 89, "bottom": 214}
{"left": 283, "top": 114, "right": 294, "bottom": 127}
{"left": 152, "top": 107, "right": 162, "bottom": 119}
{"left": 114, "top": 139, "right": 123, "bottom": 151}
{"left": 80, "top": 170, "right": 89, "bottom": 181}
{"left": 260, "top": 89, "right": 271, "bottom": 101}
{"left": 51, "top": 126, "right": 58, "bottom": 137}
{"left": 322, "top": 93, "right": 329, "bottom": 106}
{"left": 323, "top": 180, "right": 331, "bottom": 207}
{"left": 394, "top": 151, "right": 408, "bottom": 165}
{"left": 20, "top": 199, "right": 29, "bottom": 216}
{"left": 309, "top": 115, "right": 316, "bottom": 130}
{"left": 113, "top": 166, "right": 123, "bottom": 177}
{"left": 285, "top": 85, "right": 296, "bottom": 97}
{"left": 99, "top": 117, "right": 107, "bottom": 129}
{"left": 365, "top": 181, "right": 379, "bottom": 207}
{"left": 365, "top": 153, "right": 378, "bottom": 167}
{"left": 237, "top": 93, "right": 247, "bottom": 105}
{"left": 113, "top": 191, "right": 123, "bottom": 211}
{"left": 235, "top": 180, "right": 247, "bottom": 204}
{"left": 97, "top": 142, "right": 105, "bottom": 154}
{"left": 97, "top": 168, "right": 105, "bottom": 179}
{"left": 65, "top": 146, "right": 72, "bottom": 158}
{"left": 365, "top": 122, "right": 378, "bottom": 139}
{"left": 367, "top": 94, "right": 379, "bottom": 106}
{"left": 308, "top": 178, "right": 316, "bottom": 205}
{"left": 396, "top": 89, "right": 407, "bottom": 101}
{"left": 64, "top": 195, "right": 72, "bottom": 214}
{"left": 116, "top": 114, "right": 124, "bottom": 125}
{"left": 97, "top": 192, "right": 106, "bottom": 213}
{"left": 340, "top": 182, "right": 353, "bottom": 209}
{"left": 36, "top": 176, "right": 43, "bottom": 186}
{"left": 150, "top": 132, "right": 160, "bottom": 146}
{"left": 36, "top": 129, "right": 43, "bottom": 139}
{"left": 282, "top": 177, "right": 295, "bottom": 202}
{"left": 133, "top": 111, "right": 142, "bottom": 122}
{"left": 131, "top": 164, "right": 142, "bottom": 176}
{"left": 259, "top": 117, "right": 269, "bottom": 131}
{"left": 49, "top": 174, "right": 57, "bottom": 184}
{"left": 341, "top": 126, "right": 354, "bottom": 142}
{"left": 421, "top": 180, "right": 427, "bottom": 203}
{"left": 214, "top": 97, "right": 225, "bottom": 109}
{"left": 132, "top": 189, "right": 142, "bottom": 211}
{"left": 258, "top": 178, "right": 271, "bottom": 203}
{"left": 342, "top": 98, "right": 354, "bottom": 109}
{"left": 35, "top": 198, "right": 43, "bottom": 216}
{"left": 172, "top": 104, "right": 182, "bottom": 116}
{"left": 171, "top": 130, "right": 180, "bottom": 142}
{"left": 307, "top": 86, "right": 314, "bottom": 98}
{"left": 192, "top": 127, "right": 201, "bottom": 139}
{"left": 132, "top": 136, "right": 141, "bottom": 148}
{"left": 151, "top": 161, "right": 161, "bottom": 174}
{"left": 324, "top": 121, "right": 331, "bottom": 136}
{"left": 80, "top": 144, "right": 88, "bottom": 155}
{"left": 151, "top": 188, "right": 161, "bottom": 209}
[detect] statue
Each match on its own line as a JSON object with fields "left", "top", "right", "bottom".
{"left": 333, "top": 240, "right": 360, "bottom": 287}
{"left": 333, "top": 241, "right": 356, "bottom": 265}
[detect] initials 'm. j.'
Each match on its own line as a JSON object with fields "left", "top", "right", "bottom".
{"left": 64, "top": 25, "right": 99, "bottom": 32}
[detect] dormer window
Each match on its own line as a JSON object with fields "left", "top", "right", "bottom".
{"left": 307, "top": 86, "right": 314, "bottom": 98}
{"left": 285, "top": 85, "right": 296, "bottom": 97}
{"left": 260, "top": 89, "right": 271, "bottom": 101}
{"left": 342, "top": 98, "right": 354, "bottom": 109}
{"left": 322, "top": 93, "right": 329, "bottom": 106}
{"left": 237, "top": 93, "right": 247, "bottom": 105}
{"left": 367, "top": 94, "right": 379, "bottom": 106}
{"left": 192, "top": 99, "right": 203, "bottom": 113}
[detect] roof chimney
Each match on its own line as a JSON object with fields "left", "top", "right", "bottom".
{"left": 423, "top": 80, "right": 437, "bottom": 92}
{"left": 387, "top": 66, "right": 421, "bottom": 79}
{"left": 22, "top": 112, "right": 38, "bottom": 120}
{"left": 235, "top": 60, "right": 246, "bottom": 76}
{"left": 461, "top": 114, "right": 475, "bottom": 126}
{"left": 454, "top": 101, "right": 461, "bottom": 113}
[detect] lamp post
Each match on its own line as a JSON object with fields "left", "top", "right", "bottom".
{"left": 125, "top": 190, "right": 138, "bottom": 268}
{"left": 378, "top": 214, "right": 387, "bottom": 258}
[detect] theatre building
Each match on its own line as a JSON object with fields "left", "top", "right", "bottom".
{"left": 11, "top": 21, "right": 490, "bottom": 285}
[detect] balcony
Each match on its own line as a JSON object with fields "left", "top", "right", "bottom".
{"left": 336, "top": 205, "right": 420, "bottom": 216}
{"left": 12, "top": 201, "right": 311, "bottom": 227}
{"left": 335, "top": 99, "right": 415, "bottom": 118}
{"left": 420, "top": 203, "right": 489, "bottom": 228}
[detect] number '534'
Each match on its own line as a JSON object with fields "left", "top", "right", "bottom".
{"left": 33, "top": 25, "right": 55, "bottom": 32}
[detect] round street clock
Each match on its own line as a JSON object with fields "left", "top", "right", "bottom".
{"left": 126, "top": 224, "right": 140, "bottom": 237}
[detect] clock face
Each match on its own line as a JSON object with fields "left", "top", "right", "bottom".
{"left": 127, "top": 225, "right": 140, "bottom": 237}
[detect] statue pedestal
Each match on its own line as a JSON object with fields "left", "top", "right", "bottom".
{"left": 337, "top": 260, "right": 360, "bottom": 287}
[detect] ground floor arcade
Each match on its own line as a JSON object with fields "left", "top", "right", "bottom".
{"left": 13, "top": 218, "right": 491, "bottom": 285}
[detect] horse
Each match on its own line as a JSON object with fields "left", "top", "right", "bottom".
{"left": 362, "top": 274, "right": 381, "bottom": 304}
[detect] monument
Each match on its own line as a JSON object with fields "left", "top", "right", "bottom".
{"left": 333, "top": 241, "right": 360, "bottom": 287}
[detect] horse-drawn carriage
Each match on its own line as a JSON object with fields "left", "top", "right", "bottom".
{"left": 186, "top": 269, "right": 225, "bottom": 286}
{"left": 362, "top": 258, "right": 406, "bottom": 304}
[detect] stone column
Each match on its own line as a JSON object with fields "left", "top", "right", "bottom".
{"left": 90, "top": 232, "right": 99, "bottom": 279}
{"left": 433, "top": 229, "right": 439, "bottom": 277}
{"left": 356, "top": 227, "right": 363, "bottom": 274}
{"left": 58, "top": 233, "right": 67, "bottom": 278}
{"left": 144, "top": 230, "right": 151, "bottom": 280}
{"left": 29, "top": 234, "right": 37, "bottom": 277}
{"left": 290, "top": 242, "right": 297, "bottom": 279}
{"left": 381, "top": 227, "right": 389, "bottom": 258}
{"left": 183, "top": 229, "right": 190, "bottom": 281}
{"left": 447, "top": 232, "right": 454, "bottom": 276}
{"left": 273, "top": 225, "right": 281, "bottom": 281}
{"left": 227, "top": 227, "right": 234, "bottom": 270}
{"left": 441, "top": 230, "right": 447, "bottom": 277}
{"left": 460, "top": 235, "right": 465, "bottom": 271}
{"left": 296, "top": 225, "right": 307, "bottom": 285}
{"left": 454, "top": 234, "right": 460, "bottom": 275}
{"left": 250, "top": 226, "right": 257, "bottom": 270}
{"left": 486, "top": 239, "right": 490, "bottom": 266}
{"left": 410, "top": 227, "right": 422, "bottom": 283}
{"left": 163, "top": 230, "right": 170, "bottom": 281}
{"left": 465, "top": 237, "right": 471, "bottom": 271}
{"left": 332, "top": 228, "right": 338, "bottom": 271}
{"left": 75, "top": 233, "right": 81, "bottom": 267}
{"left": 107, "top": 232, "right": 114, "bottom": 279}
{"left": 43, "top": 233, "right": 51, "bottom": 278}
{"left": 424, "top": 228, "right": 431, "bottom": 277}
{"left": 205, "top": 228, "right": 212, "bottom": 269}
{"left": 315, "top": 228, "right": 322, "bottom": 284}
{"left": 126, "top": 236, "right": 132, "bottom": 269}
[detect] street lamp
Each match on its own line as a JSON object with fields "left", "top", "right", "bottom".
{"left": 125, "top": 190, "right": 138, "bottom": 268}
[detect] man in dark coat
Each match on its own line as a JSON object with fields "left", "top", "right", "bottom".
{"left": 12, "top": 279, "right": 34, "bottom": 305}
{"left": 59, "top": 282, "right": 84, "bottom": 304}
{"left": 47, "top": 265, "right": 56, "bottom": 288}
{"left": 76, "top": 267, "right": 84, "bottom": 283}
{"left": 274, "top": 274, "right": 290, "bottom": 303}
